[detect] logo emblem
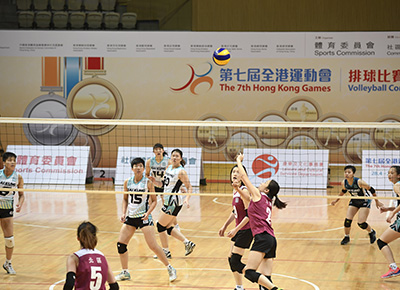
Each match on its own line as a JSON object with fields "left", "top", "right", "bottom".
{"left": 171, "top": 63, "right": 213, "bottom": 95}
{"left": 252, "top": 154, "right": 279, "bottom": 179}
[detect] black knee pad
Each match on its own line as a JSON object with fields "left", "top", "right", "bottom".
{"left": 344, "top": 218, "right": 352, "bottom": 228}
{"left": 117, "top": 242, "right": 127, "bottom": 254}
{"left": 157, "top": 222, "right": 167, "bottom": 233}
{"left": 244, "top": 269, "right": 261, "bottom": 283}
{"left": 167, "top": 226, "right": 174, "bottom": 235}
{"left": 357, "top": 222, "right": 368, "bottom": 229}
{"left": 377, "top": 239, "right": 388, "bottom": 250}
{"left": 230, "top": 253, "right": 245, "bottom": 273}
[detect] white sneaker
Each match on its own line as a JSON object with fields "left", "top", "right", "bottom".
{"left": 185, "top": 241, "right": 196, "bottom": 256}
{"left": 167, "top": 265, "right": 177, "bottom": 282}
{"left": 3, "top": 262, "right": 16, "bottom": 275}
{"left": 115, "top": 270, "right": 131, "bottom": 281}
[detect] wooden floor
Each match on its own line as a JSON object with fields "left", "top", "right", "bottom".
{"left": 1, "top": 182, "right": 400, "bottom": 290}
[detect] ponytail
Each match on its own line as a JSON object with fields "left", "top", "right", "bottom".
{"left": 77, "top": 221, "right": 98, "bottom": 250}
{"left": 267, "top": 180, "right": 287, "bottom": 209}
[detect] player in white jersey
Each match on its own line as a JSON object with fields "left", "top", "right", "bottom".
{"left": 154, "top": 149, "right": 196, "bottom": 257}
{"left": 0, "top": 152, "right": 24, "bottom": 275}
{"left": 115, "top": 158, "right": 177, "bottom": 282}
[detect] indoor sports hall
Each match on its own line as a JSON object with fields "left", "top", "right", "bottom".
{"left": 1, "top": 1, "right": 400, "bottom": 290}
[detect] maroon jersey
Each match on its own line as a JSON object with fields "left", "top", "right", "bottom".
{"left": 248, "top": 192, "right": 274, "bottom": 237}
{"left": 232, "top": 186, "right": 250, "bottom": 230}
{"left": 74, "top": 248, "right": 109, "bottom": 290}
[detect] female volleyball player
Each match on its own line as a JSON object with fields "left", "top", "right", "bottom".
{"left": 377, "top": 165, "right": 400, "bottom": 279}
{"left": 0, "top": 152, "right": 24, "bottom": 275}
{"left": 218, "top": 165, "right": 252, "bottom": 290}
{"left": 154, "top": 149, "right": 196, "bottom": 257}
{"left": 115, "top": 157, "right": 177, "bottom": 282}
{"left": 145, "top": 143, "right": 181, "bottom": 259}
{"left": 236, "top": 153, "right": 286, "bottom": 290}
{"left": 331, "top": 165, "right": 383, "bottom": 245}
{"left": 63, "top": 221, "right": 119, "bottom": 290}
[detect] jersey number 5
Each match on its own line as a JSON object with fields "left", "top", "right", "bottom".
{"left": 90, "top": 266, "right": 103, "bottom": 290}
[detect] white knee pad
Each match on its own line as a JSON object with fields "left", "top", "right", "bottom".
{"left": 5, "top": 236, "right": 14, "bottom": 248}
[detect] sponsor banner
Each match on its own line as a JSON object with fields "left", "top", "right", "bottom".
{"left": 115, "top": 147, "right": 202, "bottom": 186}
{"left": 362, "top": 150, "right": 400, "bottom": 190}
{"left": 243, "top": 149, "right": 329, "bottom": 189}
{"left": 0, "top": 30, "right": 399, "bottom": 58}
{"left": 7, "top": 145, "right": 89, "bottom": 184}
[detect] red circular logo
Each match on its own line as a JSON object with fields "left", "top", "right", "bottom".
{"left": 252, "top": 154, "right": 279, "bottom": 179}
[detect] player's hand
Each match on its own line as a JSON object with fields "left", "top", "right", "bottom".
{"left": 331, "top": 200, "right": 338, "bottom": 206}
{"left": 227, "top": 228, "right": 237, "bottom": 238}
{"left": 142, "top": 213, "right": 149, "bottom": 221}
{"left": 386, "top": 212, "right": 395, "bottom": 223}
{"left": 218, "top": 227, "right": 225, "bottom": 237}
{"left": 120, "top": 214, "right": 126, "bottom": 223}
{"left": 236, "top": 153, "right": 244, "bottom": 163}
{"left": 184, "top": 198, "right": 190, "bottom": 208}
{"left": 375, "top": 200, "right": 384, "bottom": 209}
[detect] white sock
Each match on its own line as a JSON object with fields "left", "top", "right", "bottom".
{"left": 390, "top": 263, "right": 398, "bottom": 270}
{"left": 163, "top": 248, "right": 169, "bottom": 252}
{"left": 183, "top": 239, "right": 189, "bottom": 244}
{"left": 122, "top": 269, "right": 129, "bottom": 273}
{"left": 236, "top": 285, "right": 244, "bottom": 290}
{"left": 167, "top": 264, "right": 172, "bottom": 269}
{"left": 5, "top": 259, "right": 11, "bottom": 264}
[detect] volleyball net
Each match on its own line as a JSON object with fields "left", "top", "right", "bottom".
{"left": 1, "top": 117, "right": 399, "bottom": 199}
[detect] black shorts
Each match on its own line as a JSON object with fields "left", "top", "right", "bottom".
{"left": 161, "top": 204, "right": 182, "bottom": 216}
{"left": 155, "top": 186, "right": 164, "bottom": 193}
{"left": 250, "top": 231, "right": 277, "bottom": 259}
{"left": 124, "top": 216, "right": 154, "bottom": 229}
{"left": 0, "top": 208, "right": 14, "bottom": 219}
{"left": 349, "top": 198, "right": 371, "bottom": 209}
{"left": 231, "top": 228, "right": 253, "bottom": 249}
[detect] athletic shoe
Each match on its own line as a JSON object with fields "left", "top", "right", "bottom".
{"left": 167, "top": 265, "right": 177, "bottom": 282}
{"left": 185, "top": 241, "right": 196, "bottom": 256}
{"left": 369, "top": 229, "right": 377, "bottom": 244}
{"left": 115, "top": 270, "right": 131, "bottom": 281}
{"left": 340, "top": 236, "right": 350, "bottom": 245}
{"left": 381, "top": 267, "right": 400, "bottom": 279}
{"left": 154, "top": 249, "right": 172, "bottom": 259}
{"left": 3, "top": 262, "right": 16, "bottom": 275}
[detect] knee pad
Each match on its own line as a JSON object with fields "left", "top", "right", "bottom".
{"left": 117, "top": 242, "right": 127, "bottom": 254}
{"left": 4, "top": 236, "right": 14, "bottom": 248}
{"left": 377, "top": 239, "right": 388, "bottom": 250}
{"left": 157, "top": 222, "right": 167, "bottom": 233}
{"left": 344, "top": 218, "right": 352, "bottom": 228}
{"left": 357, "top": 222, "right": 368, "bottom": 230}
{"left": 166, "top": 226, "right": 174, "bottom": 235}
{"left": 230, "top": 253, "right": 245, "bottom": 273}
{"left": 244, "top": 269, "right": 261, "bottom": 283}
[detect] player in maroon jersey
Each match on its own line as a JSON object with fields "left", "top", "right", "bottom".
{"left": 236, "top": 153, "right": 286, "bottom": 290}
{"left": 219, "top": 165, "right": 252, "bottom": 290}
{"left": 63, "top": 221, "right": 119, "bottom": 290}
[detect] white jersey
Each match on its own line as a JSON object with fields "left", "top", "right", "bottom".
{"left": 163, "top": 165, "right": 184, "bottom": 206}
{"left": 149, "top": 156, "right": 169, "bottom": 183}
{"left": 126, "top": 174, "right": 150, "bottom": 218}
{"left": 0, "top": 169, "right": 18, "bottom": 209}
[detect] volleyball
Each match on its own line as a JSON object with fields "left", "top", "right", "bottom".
{"left": 213, "top": 47, "right": 231, "bottom": 66}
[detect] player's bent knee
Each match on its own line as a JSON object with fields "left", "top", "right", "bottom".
{"left": 244, "top": 269, "right": 261, "bottom": 283}
{"left": 357, "top": 222, "right": 368, "bottom": 229}
{"left": 117, "top": 242, "right": 127, "bottom": 254}
{"left": 377, "top": 239, "right": 388, "bottom": 250}
{"left": 230, "top": 253, "right": 245, "bottom": 273}
{"left": 157, "top": 222, "right": 167, "bottom": 233}
{"left": 344, "top": 218, "right": 352, "bottom": 228}
{"left": 166, "top": 226, "right": 174, "bottom": 235}
{"left": 4, "top": 236, "right": 14, "bottom": 248}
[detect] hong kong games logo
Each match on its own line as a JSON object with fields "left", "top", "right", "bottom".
{"left": 170, "top": 63, "right": 213, "bottom": 95}
{"left": 252, "top": 154, "right": 279, "bottom": 179}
